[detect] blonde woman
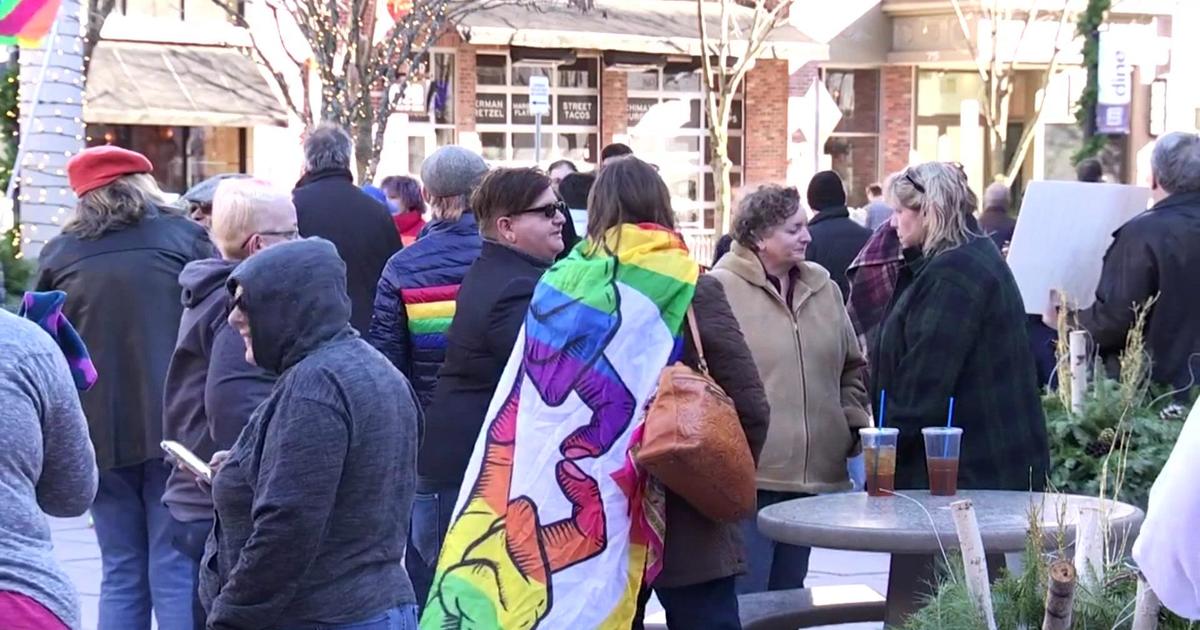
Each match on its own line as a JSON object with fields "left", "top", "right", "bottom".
{"left": 874, "top": 162, "right": 1048, "bottom": 492}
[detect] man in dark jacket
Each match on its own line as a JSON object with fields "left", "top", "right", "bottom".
{"left": 1074, "top": 132, "right": 1200, "bottom": 393}
{"left": 200, "top": 238, "right": 420, "bottom": 628}
{"left": 37, "top": 146, "right": 214, "bottom": 629}
{"left": 804, "top": 170, "right": 871, "bottom": 299}
{"left": 369, "top": 145, "right": 487, "bottom": 409}
{"left": 161, "top": 179, "right": 291, "bottom": 627}
{"left": 293, "top": 123, "right": 402, "bottom": 334}
{"left": 979, "top": 182, "right": 1017, "bottom": 252}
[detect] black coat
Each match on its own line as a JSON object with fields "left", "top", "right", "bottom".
{"left": 1079, "top": 191, "right": 1200, "bottom": 391}
{"left": 979, "top": 207, "right": 1017, "bottom": 251}
{"left": 417, "top": 241, "right": 552, "bottom": 490}
{"left": 37, "top": 210, "right": 215, "bottom": 471}
{"left": 805, "top": 206, "right": 871, "bottom": 300}
{"left": 294, "top": 167, "right": 402, "bottom": 334}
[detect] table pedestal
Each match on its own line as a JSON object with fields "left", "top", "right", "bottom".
{"left": 884, "top": 553, "right": 1006, "bottom": 627}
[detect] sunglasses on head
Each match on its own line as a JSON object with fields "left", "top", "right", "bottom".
{"left": 513, "top": 199, "right": 567, "bottom": 219}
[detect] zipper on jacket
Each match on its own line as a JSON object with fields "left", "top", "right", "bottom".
{"left": 768, "top": 283, "right": 810, "bottom": 488}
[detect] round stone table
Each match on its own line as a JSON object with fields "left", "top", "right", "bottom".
{"left": 758, "top": 491, "right": 1144, "bottom": 627}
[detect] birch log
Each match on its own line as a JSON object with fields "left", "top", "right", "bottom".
{"left": 1132, "top": 577, "right": 1161, "bottom": 630}
{"left": 950, "top": 500, "right": 997, "bottom": 630}
{"left": 1070, "top": 330, "right": 1089, "bottom": 414}
{"left": 1074, "top": 506, "right": 1105, "bottom": 592}
{"left": 1041, "top": 560, "right": 1077, "bottom": 630}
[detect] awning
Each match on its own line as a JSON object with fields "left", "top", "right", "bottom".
{"left": 84, "top": 41, "right": 288, "bottom": 128}
{"left": 457, "top": 0, "right": 828, "bottom": 61}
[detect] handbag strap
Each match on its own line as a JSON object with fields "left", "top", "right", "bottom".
{"left": 685, "top": 306, "right": 709, "bottom": 375}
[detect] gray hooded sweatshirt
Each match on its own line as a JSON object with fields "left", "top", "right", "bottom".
{"left": 199, "top": 238, "right": 419, "bottom": 629}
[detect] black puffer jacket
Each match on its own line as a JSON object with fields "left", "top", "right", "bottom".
{"left": 806, "top": 206, "right": 871, "bottom": 300}
{"left": 1079, "top": 191, "right": 1200, "bottom": 392}
{"left": 37, "top": 209, "right": 214, "bottom": 470}
{"left": 368, "top": 213, "right": 483, "bottom": 408}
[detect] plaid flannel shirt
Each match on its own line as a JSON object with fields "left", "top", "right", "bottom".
{"left": 846, "top": 224, "right": 903, "bottom": 340}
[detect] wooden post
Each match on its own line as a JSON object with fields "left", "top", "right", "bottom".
{"left": 951, "top": 500, "right": 998, "bottom": 630}
{"left": 1069, "top": 330, "right": 1089, "bottom": 414}
{"left": 1074, "top": 506, "right": 1105, "bottom": 592}
{"left": 1132, "top": 577, "right": 1161, "bottom": 630}
{"left": 1042, "top": 560, "right": 1077, "bottom": 630}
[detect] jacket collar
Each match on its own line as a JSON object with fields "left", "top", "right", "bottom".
{"left": 809, "top": 205, "right": 850, "bottom": 227}
{"left": 481, "top": 238, "right": 554, "bottom": 269}
{"left": 1150, "top": 190, "right": 1200, "bottom": 214}
{"left": 716, "top": 241, "right": 831, "bottom": 312}
{"left": 426, "top": 211, "right": 478, "bottom": 236}
{"left": 296, "top": 167, "right": 353, "bottom": 188}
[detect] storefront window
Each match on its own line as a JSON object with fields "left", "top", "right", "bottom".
{"left": 628, "top": 62, "right": 742, "bottom": 231}
{"left": 87, "top": 124, "right": 246, "bottom": 194}
{"left": 476, "top": 54, "right": 600, "bottom": 167}
{"left": 821, "top": 68, "right": 881, "bottom": 207}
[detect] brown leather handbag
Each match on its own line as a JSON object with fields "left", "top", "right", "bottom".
{"left": 635, "top": 306, "right": 757, "bottom": 523}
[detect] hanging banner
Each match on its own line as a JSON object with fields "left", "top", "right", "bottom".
{"left": 1096, "top": 30, "right": 1132, "bottom": 134}
{"left": 0, "top": 0, "right": 60, "bottom": 45}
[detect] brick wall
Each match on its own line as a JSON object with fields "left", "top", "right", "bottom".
{"left": 744, "top": 58, "right": 789, "bottom": 184}
{"left": 881, "top": 65, "right": 914, "bottom": 176}
{"left": 455, "top": 43, "right": 477, "bottom": 134}
{"left": 601, "top": 68, "right": 628, "bottom": 145}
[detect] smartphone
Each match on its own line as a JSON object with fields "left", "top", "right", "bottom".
{"left": 161, "top": 440, "right": 213, "bottom": 483}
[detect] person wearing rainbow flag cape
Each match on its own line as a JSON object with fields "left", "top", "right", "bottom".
{"left": 421, "top": 157, "right": 769, "bottom": 629}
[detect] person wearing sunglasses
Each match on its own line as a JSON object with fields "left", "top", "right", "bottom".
{"left": 875, "top": 162, "right": 1048, "bottom": 494}
{"left": 410, "top": 167, "right": 564, "bottom": 611}
{"left": 161, "top": 178, "right": 297, "bottom": 628}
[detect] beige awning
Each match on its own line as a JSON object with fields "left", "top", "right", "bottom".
{"left": 84, "top": 41, "right": 288, "bottom": 128}
{"left": 458, "top": 0, "right": 828, "bottom": 61}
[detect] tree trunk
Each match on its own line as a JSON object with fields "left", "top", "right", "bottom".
{"left": 951, "top": 500, "right": 998, "bottom": 630}
{"left": 710, "top": 128, "right": 733, "bottom": 236}
{"left": 353, "top": 117, "right": 374, "bottom": 184}
{"left": 1041, "top": 560, "right": 1077, "bottom": 630}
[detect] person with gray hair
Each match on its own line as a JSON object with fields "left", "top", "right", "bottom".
{"left": 293, "top": 123, "right": 402, "bottom": 334}
{"left": 979, "top": 181, "right": 1016, "bottom": 251}
{"left": 1070, "top": 131, "right": 1200, "bottom": 393}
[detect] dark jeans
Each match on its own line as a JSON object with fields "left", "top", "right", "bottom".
{"left": 736, "top": 490, "right": 812, "bottom": 594}
{"left": 91, "top": 459, "right": 196, "bottom": 630}
{"left": 278, "top": 605, "right": 418, "bottom": 630}
{"left": 168, "top": 517, "right": 212, "bottom": 630}
{"left": 405, "top": 487, "right": 460, "bottom": 610}
{"left": 632, "top": 576, "right": 741, "bottom": 629}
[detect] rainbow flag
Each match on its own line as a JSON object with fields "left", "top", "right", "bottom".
{"left": 401, "top": 284, "right": 458, "bottom": 352}
{"left": 421, "top": 224, "right": 699, "bottom": 629}
{"left": 0, "top": 0, "right": 61, "bottom": 46}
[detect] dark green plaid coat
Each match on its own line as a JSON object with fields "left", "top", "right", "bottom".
{"left": 873, "top": 236, "right": 1049, "bottom": 491}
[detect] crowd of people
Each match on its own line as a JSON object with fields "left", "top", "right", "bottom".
{"left": 0, "top": 122, "right": 1197, "bottom": 630}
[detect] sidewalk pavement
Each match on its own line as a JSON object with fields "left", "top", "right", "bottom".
{"left": 51, "top": 515, "right": 888, "bottom": 630}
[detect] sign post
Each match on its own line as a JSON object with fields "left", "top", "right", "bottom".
{"left": 529, "top": 75, "right": 551, "bottom": 166}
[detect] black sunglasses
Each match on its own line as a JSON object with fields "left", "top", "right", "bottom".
{"left": 513, "top": 199, "right": 567, "bottom": 219}
{"left": 903, "top": 169, "right": 925, "bottom": 194}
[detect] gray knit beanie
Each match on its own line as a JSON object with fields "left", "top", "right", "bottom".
{"left": 421, "top": 145, "right": 488, "bottom": 198}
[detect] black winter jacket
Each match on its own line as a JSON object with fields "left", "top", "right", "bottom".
{"left": 417, "top": 241, "right": 551, "bottom": 490}
{"left": 368, "top": 213, "right": 482, "bottom": 409}
{"left": 294, "top": 167, "right": 402, "bottom": 334}
{"left": 1079, "top": 191, "right": 1200, "bottom": 392}
{"left": 805, "top": 206, "right": 871, "bottom": 300}
{"left": 37, "top": 209, "right": 214, "bottom": 471}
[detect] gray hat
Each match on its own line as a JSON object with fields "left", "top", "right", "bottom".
{"left": 421, "top": 145, "right": 488, "bottom": 198}
{"left": 179, "top": 173, "right": 252, "bottom": 207}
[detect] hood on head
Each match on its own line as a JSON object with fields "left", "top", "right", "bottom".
{"left": 227, "top": 238, "right": 352, "bottom": 374}
{"left": 180, "top": 258, "right": 239, "bottom": 308}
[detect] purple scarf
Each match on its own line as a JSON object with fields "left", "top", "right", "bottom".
{"left": 19, "top": 291, "right": 98, "bottom": 391}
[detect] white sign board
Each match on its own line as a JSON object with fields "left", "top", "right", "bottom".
{"left": 529, "top": 75, "right": 550, "bottom": 116}
{"left": 1007, "top": 181, "right": 1149, "bottom": 315}
{"left": 1096, "top": 30, "right": 1133, "bottom": 133}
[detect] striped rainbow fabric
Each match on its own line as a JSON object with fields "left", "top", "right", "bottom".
{"left": 421, "top": 223, "right": 699, "bottom": 629}
{"left": 0, "top": 0, "right": 61, "bottom": 45}
{"left": 401, "top": 284, "right": 458, "bottom": 351}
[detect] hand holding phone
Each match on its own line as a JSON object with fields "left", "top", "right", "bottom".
{"left": 161, "top": 440, "right": 213, "bottom": 484}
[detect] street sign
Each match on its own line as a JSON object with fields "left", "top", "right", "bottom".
{"left": 529, "top": 75, "right": 551, "bottom": 116}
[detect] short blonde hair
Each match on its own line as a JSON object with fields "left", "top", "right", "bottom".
{"left": 211, "top": 178, "right": 297, "bottom": 259}
{"left": 886, "top": 162, "right": 980, "bottom": 256}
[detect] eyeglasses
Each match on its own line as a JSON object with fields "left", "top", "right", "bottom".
{"left": 512, "top": 200, "right": 567, "bottom": 219}
{"left": 240, "top": 228, "right": 299, "bottom": 251}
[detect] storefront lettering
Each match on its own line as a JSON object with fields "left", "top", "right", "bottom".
{"left": 557, "top": 96, "right": 597, "bottom": 126}
{"left": 476, "top": 94, "right": 507, "bottom": 123}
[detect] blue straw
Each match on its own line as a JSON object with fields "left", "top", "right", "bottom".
{"left": 878, "top": 390, "right": 887, "bottom": 429}
{"left": 946, "top": 397, "right": 956, "bottom": 428}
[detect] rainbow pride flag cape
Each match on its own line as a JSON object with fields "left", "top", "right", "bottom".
{"left": 0, "top": 0, "right": 61, "bottom": 46}
{"left": 421, "top": 223, "right": 699, "bottom": 629}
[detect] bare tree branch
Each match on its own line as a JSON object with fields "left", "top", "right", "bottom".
{"left": 1005, "top": 0, "right": 1075, "bottom": 182}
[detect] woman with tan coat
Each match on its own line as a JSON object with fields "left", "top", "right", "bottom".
{"left": 711, "top": 184, "right": 872, "bottom": 594}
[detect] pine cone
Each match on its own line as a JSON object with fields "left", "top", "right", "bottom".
{"left": 1098, "top": 428, "right": 1117, "bottom": 448}
{"left": 1084, "top": 440, "right": 1110, "bottom": 458}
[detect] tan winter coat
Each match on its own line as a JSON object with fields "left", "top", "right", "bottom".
{"left": 711, "top": 241, "right": 872, "bottom": 494}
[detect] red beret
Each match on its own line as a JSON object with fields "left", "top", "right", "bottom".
{"left": 67, "top": 146, "right": 154, "bottom": 196}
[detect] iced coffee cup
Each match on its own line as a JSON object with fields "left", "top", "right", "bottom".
{"left": 922, "top": 427, "right": 962, "bottom": 496}
{"left": 860, "top": 427, "right": 899, "bottom": 497}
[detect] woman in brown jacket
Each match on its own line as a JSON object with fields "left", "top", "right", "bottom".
{"left": 711, "top": 184, "right": 872, "bottom": 594}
